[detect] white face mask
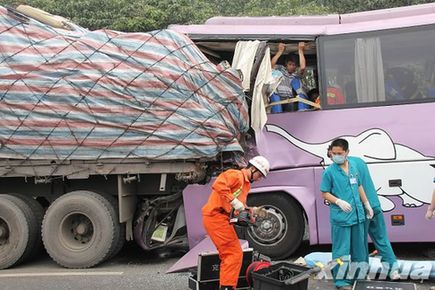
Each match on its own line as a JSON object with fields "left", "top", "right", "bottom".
{"left": 332, "top": 154, "right": 346, "bottom": 164}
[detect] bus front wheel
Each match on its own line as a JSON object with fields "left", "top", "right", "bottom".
{"left": 246, "top": 193, "right": 304, "bottom": 259}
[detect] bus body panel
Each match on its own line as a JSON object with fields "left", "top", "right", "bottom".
{"left": 257, "top": 103, "right": 435, "bottom": 244}
{"left": 258, "top": 103, "right": 434, "bottom": 169}
{"left": 170, "top": 4, "right": 435, "bottom": 39}
{"left": 202, "top": 3, "right": 435, "bottom": 26}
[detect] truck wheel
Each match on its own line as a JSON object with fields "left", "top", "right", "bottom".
{"left": 0, "top": 195, "right": 30, "bottom": 269}
{"left": 108, "top": 222, "right": 125, "bottom": 259}
{"left": 246, "top": 193, "right": 304, "bottom": 259}
{"left": 42, "top": 191, "right": 117, "bottom": 268}
{"left": 100, "top": 193, "right": 125, "bottom": 260}
{"left": 9, "top": 193, "right": 44, "bottom": 259}
{"left": 2, "top": 194, "right": 40, "bottom": 264}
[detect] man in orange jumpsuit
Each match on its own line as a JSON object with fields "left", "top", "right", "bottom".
{"left": 202, "top": 156, "right": 270, "bottom": 290}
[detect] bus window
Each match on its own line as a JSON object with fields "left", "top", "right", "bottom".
{"left": 319, "top": 24, "right": 435, "bottom": 108}
{"left": 320, "top": 37, "right": 355, "bottom": 106}
{"left": 381, "top": 27, "right": 435, "bottom": 101}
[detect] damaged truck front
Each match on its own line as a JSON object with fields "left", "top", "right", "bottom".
{"left": 0, "top": 6, "right": 249, "bottom": 269}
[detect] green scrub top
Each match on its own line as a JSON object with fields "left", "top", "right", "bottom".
{"left": 320, "top": 159, "right": 366, "bottom": 226}
{"left": 348, "top": 156, "right": 381, "bottom": 210}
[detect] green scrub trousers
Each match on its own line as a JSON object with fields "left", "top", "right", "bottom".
{"left": 367, "top": 206, "right": 397, "bottom": 273}
{"left": 331, "top": 221, "right": 368, "bottom": 288}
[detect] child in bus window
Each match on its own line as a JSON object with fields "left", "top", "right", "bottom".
{"left": 271, "top": 42, "right": 310, "bottom": 111}
{"left": 308, "top": 88, "right": 320, "bottom": 109}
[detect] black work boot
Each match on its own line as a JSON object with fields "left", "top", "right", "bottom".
{"left": 219, "top": 286, "right": 234, "bottom": 290}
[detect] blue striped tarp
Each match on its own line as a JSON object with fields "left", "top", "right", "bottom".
{"left": 0, "top": 7, "right": 249, "bottom": 163}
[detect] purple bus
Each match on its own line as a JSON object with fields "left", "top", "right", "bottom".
{"left": 171, "top": 3, "right": 435, "bottom": 260}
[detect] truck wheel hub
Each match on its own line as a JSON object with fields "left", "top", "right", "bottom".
{"left": 62, "top": 213, "right": 94, "bottom": 245}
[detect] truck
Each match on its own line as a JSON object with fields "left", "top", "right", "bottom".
{"left": 0, "top": 5, "right": 254, "bottom": 269}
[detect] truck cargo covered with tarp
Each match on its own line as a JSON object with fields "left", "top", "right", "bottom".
{"left": 0, "top": 6, "right": 249, "bottom": 165}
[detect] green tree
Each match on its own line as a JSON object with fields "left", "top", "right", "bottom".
{"left": 1, "top": 0, "right": 169, "bottom": 31}
{"left": 147, "top": 0, "right": 215, "bottom": 26}
{"left": 239, "top": 0, "right": 330, "bottom": 16}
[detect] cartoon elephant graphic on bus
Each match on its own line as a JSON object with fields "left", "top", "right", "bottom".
{"left": 266, "top": 125, "right": 435, "bottom": 212}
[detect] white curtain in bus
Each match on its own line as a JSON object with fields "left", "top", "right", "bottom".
{"left": 355, "top": 37, "right": 386, "bottom": 103}
{"left": 251, "top": 47, "right": 272, "bottom": 133}
{"left": 232, "top": 40, "right": 261, "bottom": 91}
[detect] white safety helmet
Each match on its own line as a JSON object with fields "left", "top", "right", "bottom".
{"left": 248, "top": 156, "right": 270, "bottom": 177}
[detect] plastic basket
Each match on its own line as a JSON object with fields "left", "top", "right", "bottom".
{"left": 251, "top": 262, "right": 310, "bottom": 290}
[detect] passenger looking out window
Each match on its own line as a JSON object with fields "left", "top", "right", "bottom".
{"left": 271, "top": 42, "right": 311, "bottom": 112}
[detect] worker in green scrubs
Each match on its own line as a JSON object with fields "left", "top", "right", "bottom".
{"left": 321, "top": 138, "right": 374, "bottom": 290}
{"left": 348, "top": 156, "right": 400, "bottom": 280}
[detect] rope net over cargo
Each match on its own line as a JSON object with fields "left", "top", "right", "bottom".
{"left": 0, "top": 7, "right": 249, "bottom": 169}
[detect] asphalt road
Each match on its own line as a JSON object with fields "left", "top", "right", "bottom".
{"left": 0, "top": 242, "right": 434, "bottom": 290}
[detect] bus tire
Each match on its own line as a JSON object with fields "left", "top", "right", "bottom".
{"left": 246, "top": 193, "right": 304, "bottom": 259}
{"left": 42, "top": 191, "right": 117, "bottom": 268}
{"left": 0, "top": 195, "right": 30, "bottom": 269}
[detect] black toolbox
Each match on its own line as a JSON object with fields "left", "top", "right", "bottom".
{"left": 251, "top": 262, "right": 310, "bottom": 290}
{"left": 188, "top": 248, "right": 253, "bottom": 290}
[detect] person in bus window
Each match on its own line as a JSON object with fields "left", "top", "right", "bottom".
{"left": 308, "top": 88, "right": 320, "bottom": 109}
{"left": 271, "top": 42, "right": 311, "bottom": 111}
{"left": 321, "top": 139, "right": 373, "bottom": 290}
{"left": 384, "top": 68, "right": 407, "bottom": 101}
{"left": 385, "top": 67, "right": 422, "bottom": 101}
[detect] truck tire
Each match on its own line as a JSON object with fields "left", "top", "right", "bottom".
{"left": 100, "top": 193, "right": 125, "bottom": 260}
{"left": 246, "top": 193, "right": 304, "bottom": 259}
{"left": 108, "top": 222, "right": 125, "bottom": 259}
{"left": 0, "top": 195, "right": 30, "bottom": 269}
{"left": 9, "top": 193, "right": 44, "bottom": 259}
{"left": 42, "top": 191, "right": 117, "bottom": 268}
{"left": 1, "top": 194, "right": 40, "bottom": 265}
